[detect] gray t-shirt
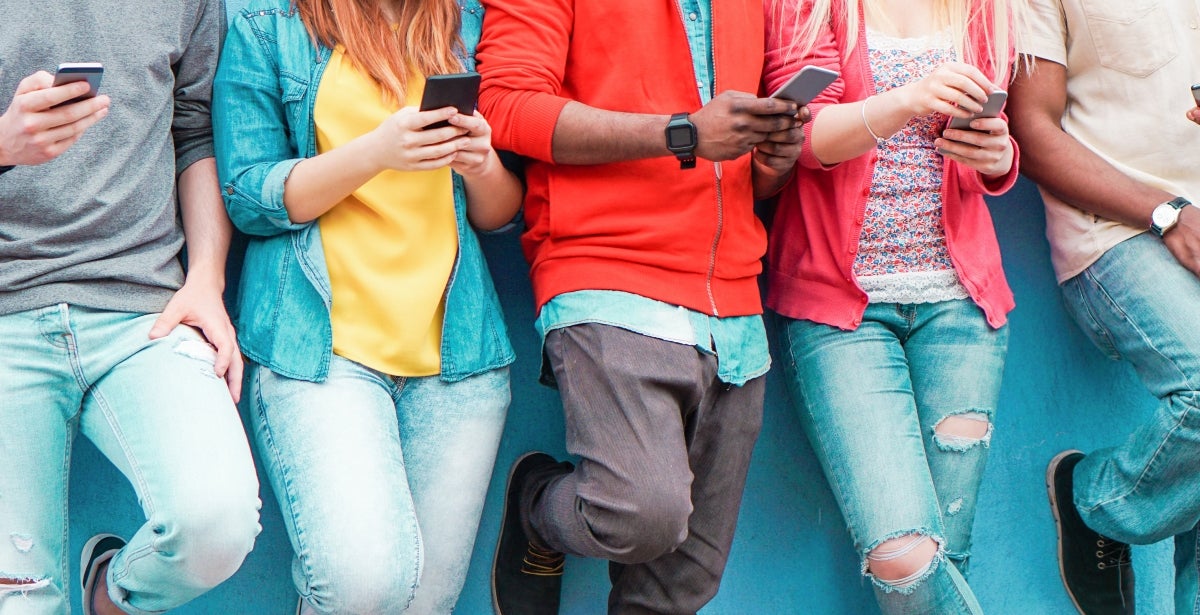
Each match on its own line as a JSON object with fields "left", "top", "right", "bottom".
{"left": 0, "top": 0, "right": 225, "bottom": 315}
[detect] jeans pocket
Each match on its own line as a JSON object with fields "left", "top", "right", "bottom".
{"left": 1081, "top": 1, "right": 1178, "bottom": 77}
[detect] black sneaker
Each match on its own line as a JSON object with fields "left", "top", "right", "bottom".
{"left": 492, "top": 452, "right": 567, "bottom": 615}
{"left": 1047, "top": 450, "right": 1135, "bottom": 614}
{"left": 81, "top": 533, "right": 125, "bottom": 615}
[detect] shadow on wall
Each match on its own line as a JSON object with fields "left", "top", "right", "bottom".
{"left": 69, "top": 167, "right": 1173, "bottom": 615}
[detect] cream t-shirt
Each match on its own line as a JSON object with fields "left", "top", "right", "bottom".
{"left": 1020, "top": 0, "right": 1200, "bottom": 282}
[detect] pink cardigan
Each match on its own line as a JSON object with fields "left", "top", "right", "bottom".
{"left": 762, "top": 0, "right": 1018, "bottom": 330}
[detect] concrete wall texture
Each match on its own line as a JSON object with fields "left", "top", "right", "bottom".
{"left": 64, "top": 5, "right": 1175, "bottom": 611}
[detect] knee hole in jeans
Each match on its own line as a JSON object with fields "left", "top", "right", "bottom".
{"left": 0, "top": 576, "right": 51, "bottom": 596}
{"left": 933, "top": 411, "right": 992, "bottom": 452}
{"left": 866, "top": 533, "right": 941, "bottom": 591}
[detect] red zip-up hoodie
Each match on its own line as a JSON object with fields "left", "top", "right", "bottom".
{"left": 478, "top": 0, "right": 768, "bottom": 317}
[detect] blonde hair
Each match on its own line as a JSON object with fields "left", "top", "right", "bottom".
{"left": 775, "top": 0, "right": 1022, "bottom": 84}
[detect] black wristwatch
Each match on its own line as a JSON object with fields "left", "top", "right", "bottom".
{"left": 1149, "top": 196, "right": 1192, "bottom": 237}
{"left": 0, "top": 165, "right": 14, "bottom": 176}
{"left": 664, "top": 112, "right": 697, "bottom": 170}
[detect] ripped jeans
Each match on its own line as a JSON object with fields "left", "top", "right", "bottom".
{"left": 779, "top": 300, "right": 1008, "bottom": 614}
{"left": 0, "top": 304, "right": 261, "bottom": 615}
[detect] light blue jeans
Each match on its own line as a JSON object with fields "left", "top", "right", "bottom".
{"left": 780, "top": 300, "right": 1008, "bottom": 614}
{"left": 1061, "top": 232, "right": 1200, "bottom": 615}
{"left": 247, "top": 356, "right": 509, "bottom": 615}
{"left": 0, "top": 304, "right": 261, "bottom": 615}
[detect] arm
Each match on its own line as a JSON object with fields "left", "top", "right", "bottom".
{"left": 811, "top": 63, "right": 995, "bottom": 165}
{"left": 1008, "top": 58, "right": 1200, "bottom": 275}
{"left": 148, "top": 157, "right": 243, "bottom": 401}
{"left": 478, "top": 0, "right": 798, "bottom": 166}
{"left": 212, "top": 12, "right": 312, "bottom": 237}
{"left": 448, "top": 112, "right": 523, "bottom": 231}
{"left": 0, "top": 72, "right": 110, "bottom": 167}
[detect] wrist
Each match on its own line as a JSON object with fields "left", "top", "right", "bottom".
{"left": 1150, "top": 196, "right": 1192, "bottom": 237}
{"left": 182, "top": 268, "right": 226, "bottom": 293}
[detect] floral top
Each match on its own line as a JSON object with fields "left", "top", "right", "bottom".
{"left": 853, "top": 29, "right": 969, "bottom": 305}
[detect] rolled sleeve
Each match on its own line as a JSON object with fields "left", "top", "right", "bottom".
{"left": 172, "top": 0, "right": 225, "bottom": 175}
{"left": 477, "top": 0, "right": 574, "bottom": 162}
{"left": 213, "top": 9, "right": 310, "bottom": 236}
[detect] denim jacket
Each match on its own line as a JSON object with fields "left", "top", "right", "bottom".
{"left": 213, "top": 0, "right": 513, "bottom": 383}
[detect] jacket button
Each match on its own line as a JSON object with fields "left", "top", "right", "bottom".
{"left": 225, "top": 185, "right": 234, "bottom": 195}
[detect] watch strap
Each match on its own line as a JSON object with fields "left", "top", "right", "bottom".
{"left": 666, "top": 112, "right": 697, "bottom": 170}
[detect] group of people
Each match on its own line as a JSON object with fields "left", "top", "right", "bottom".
{"left": 0, "top": 0, "right": 1197, "bottom": 614}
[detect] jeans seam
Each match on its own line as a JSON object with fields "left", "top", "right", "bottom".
{"left": 1071, "top": 272, "right": 1122, "bottom": 361}
{"left": 253, "top": 371, "right": 318, "bottom": 599}
{"left": 1085, "top": 268, "right": 1193, "bottom": 385}
{"left": 88, "top": 387, "right": 155, "bottom": 516}
{"left": 782, "top": 321, "right": 866, "bottom": 549}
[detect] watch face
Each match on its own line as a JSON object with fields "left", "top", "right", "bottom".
{"left": 1152, "top": 203, "right": 1181, "bottom": 228}
{"left": 667, "top": 124, "right": 695, "bottom": 148}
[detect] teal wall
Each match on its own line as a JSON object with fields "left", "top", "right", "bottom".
{"left": 68, "top": 181, "right": 1175, "bottom": 614}
{"left": 64, "top": 4, "right": 1175, "bottom": 610}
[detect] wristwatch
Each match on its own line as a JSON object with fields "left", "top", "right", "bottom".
{"left": 0, "top": 165, "right": 14, "bottom": 176}
{"left": 664, "top": 112, "right": 697, "bottom": 170}
{"left": 1149, "top": 196, "right": 1192, "bottom": 237}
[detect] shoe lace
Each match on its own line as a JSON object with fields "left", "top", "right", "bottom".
{"left": 522, "top": 543, "right": 565, "bottom": 577}
{"left": 1094, "top": 537, "right": 1131, "bottom": 571}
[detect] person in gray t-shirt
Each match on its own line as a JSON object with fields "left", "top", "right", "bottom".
{"left": 0, "top": 2, "right": 260, "bottom": 614}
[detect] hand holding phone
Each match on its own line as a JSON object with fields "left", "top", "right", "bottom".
{"left": 419, "top": 72, "right": 480, "bottom": 130}
{"left": 0, "top": 66, "right": 109, "bottom": 166}
{"left": 947, "top": 90, "right": 1007, "bottom": 131}
{"left": 52, "top": 62, "right": 104, "bottom": 108}
{"left": 770, "top": 66, "right": 839, "bottom": 106}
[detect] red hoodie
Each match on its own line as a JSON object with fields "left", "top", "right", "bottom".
{"left": 478, "top": 0, "right": 769, "bottom": 317}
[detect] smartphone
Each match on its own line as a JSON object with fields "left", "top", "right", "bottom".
{"left": 52, "top": 62, "right": 104, "bottom": 107}
{"left": 947, "top": 90, "right": 1007, "bottom": 131}
{"left": 419, "top": 72, "right": 481, "bottom": 129}
{"left": 1191, "top": 83, "right": 1200, "bottom": 106}
{"left": 769, "top": 65, "right": 839, "bottom": 105}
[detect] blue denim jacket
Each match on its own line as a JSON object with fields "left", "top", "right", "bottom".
{"left": 213, "top": 0, "right": 513, "bottom": 383}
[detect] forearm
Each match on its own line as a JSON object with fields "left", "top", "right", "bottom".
{"left": 752, "top": 158, "right": 794, "bottom": 199}
{"left": 810, "top": 88, "right": 913, "bottom": 164}
{"left": 282, "top": 135, "right": 385, "bottom": 223}
{"left": 462, "top": 151, "right": 523, "bottom": 231}
{"left": 551, "top": 101, "right": 672, "bottom": 165}
{"left": 177, "top": 157, "right": 231, "bottom": 288}
{"left": 1015, "top": 117, "right": 1169, "bottom": 229}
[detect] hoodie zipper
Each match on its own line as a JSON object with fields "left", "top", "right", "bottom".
{"left": 706, "top": 161, "right": 724, "bottom": 316}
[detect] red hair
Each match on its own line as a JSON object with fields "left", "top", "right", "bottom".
{"left": 295, "top": 0, "right": 463, "bottom": 103}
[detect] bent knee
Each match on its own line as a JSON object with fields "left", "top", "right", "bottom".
{"left": 593, "top": 491, "right": 692, "bottom": 564}
{"left": 152, "top": 496, "right": 262, "bottom": 587}
{"left": 865, "top": 533, "right": 941, "bottom": 591}
{"left": 305, "top": 568, "right": 418, "bottom": 615}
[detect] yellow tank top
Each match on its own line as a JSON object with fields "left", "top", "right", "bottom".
{"left": 314, "top": 47, "right": 457, "bottom": 377}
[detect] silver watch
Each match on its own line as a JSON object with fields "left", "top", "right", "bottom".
{"left": 1150, "top": 197, "right": 1192, "bottom": 237}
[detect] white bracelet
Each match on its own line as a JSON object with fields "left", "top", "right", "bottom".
{"left": 861, "top": 96, "right": 885, "bottom": 147}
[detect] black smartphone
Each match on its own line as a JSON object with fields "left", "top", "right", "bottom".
{"left": 947, "top": 90, "right": 1008, "bottom": 131}
{"left": 52, "top": 62, "right": 104, "bottom": 107}
{"left": 419, "top": 72, "right": 481, "bottom": 129}
{"left": 1191, "top": 83, "right": 1200, "bottom": 106}
{"left": 769, "top": 65, "right": 839, "bottom": 105}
